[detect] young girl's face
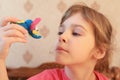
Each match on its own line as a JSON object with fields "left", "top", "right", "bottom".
{"left": 55, "top": 13, "right": 96, "bottom": 65}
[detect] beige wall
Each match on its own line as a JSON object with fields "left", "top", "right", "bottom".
{"left": 0, "top": 0, "right": 120, "bottom": 68}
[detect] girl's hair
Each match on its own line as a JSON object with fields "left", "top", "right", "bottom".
{"left": 60, "top": 4, "right": 113, "bottom": 73}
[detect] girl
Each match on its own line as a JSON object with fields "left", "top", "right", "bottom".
{"left": 0, "top": 4, "right": 113, "bottom": 80}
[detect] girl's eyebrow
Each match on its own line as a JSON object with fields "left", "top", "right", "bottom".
{"left": 71, "top": 24, "right": 87, "bottom": 32}
{"left": 59, "top": 24, "right": 87, "bottom": 32}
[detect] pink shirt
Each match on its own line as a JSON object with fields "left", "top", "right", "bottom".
{"left": 28, "top": 68, "right": 108, "bottom": 80}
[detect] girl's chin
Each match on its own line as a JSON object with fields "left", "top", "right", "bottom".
{"left": 55, "top": 57, "right": 65, "bottom": 65}
{"left": 55, "top": 57, "right": 70, "bottom": 65}
{"left": 55, "top": 53, "right": 72, "bottom": 65}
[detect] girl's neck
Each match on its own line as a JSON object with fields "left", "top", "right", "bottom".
{"left": 64, "top": 63, "right": 96, "bottom": 80}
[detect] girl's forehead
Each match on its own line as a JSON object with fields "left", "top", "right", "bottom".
{"left": 61, "top": 13, "right": 90, "bottom": 29}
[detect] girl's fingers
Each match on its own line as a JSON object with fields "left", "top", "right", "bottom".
{"left": 4, "top": 29, "right": 27, "bottom": 39}
{"left": 0, "top": 17, "right": 20, "bottom": 27}
{"left": 0, "top": 17, "right": 28, "bottom": 35}
{"left": 2, "top": 24, "right": 28, "bottom": 35}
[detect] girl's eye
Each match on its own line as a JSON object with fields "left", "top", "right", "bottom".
{"left": 72, "top": 32, "right": 80, "bottom": 36}
{"left": 58, "top": 32, "right": 63, "bottom": 35}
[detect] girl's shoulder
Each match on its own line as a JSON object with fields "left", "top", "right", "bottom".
{"left": 27, "top": 68, "right": 69, "bottom": 80}
{"left": 94, "top": 71, "right": 109, "bottom": 80}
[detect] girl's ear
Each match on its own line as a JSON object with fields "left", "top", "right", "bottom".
{"left": 93, "top": 46, "right": 106, "bottom": 59}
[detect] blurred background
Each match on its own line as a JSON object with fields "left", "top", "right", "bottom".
{"left": 0, "top": 0, "right": 120, "bottom": 79}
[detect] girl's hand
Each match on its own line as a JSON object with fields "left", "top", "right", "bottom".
{"left": 0, "top": 17, "right": 28, "bottom": 61}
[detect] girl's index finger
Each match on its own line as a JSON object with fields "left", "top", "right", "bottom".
{"left": 1, "top": 17, "right": 20, "bottom": 27}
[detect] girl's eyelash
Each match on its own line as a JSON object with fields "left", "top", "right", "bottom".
{"left": 58, "top": 32, "right": 81, "bottom": 36}
{"left": 72, "top": 32, "right": 81, "bottom": 36}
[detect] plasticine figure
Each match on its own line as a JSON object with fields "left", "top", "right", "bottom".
{"left": 15, "top": 18, "right": 42, "bottom": 39}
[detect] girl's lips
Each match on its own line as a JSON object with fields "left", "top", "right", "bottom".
{"left": 56, "top": 46, "right": 69, "bottom": 53}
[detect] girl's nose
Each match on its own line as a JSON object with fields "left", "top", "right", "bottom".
{"left": 59, "top": 34, "right": 67, "bottom": 43}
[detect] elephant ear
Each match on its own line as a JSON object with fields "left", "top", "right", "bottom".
{"left": 30, "top": 18, "right": 41, "bottom": 31}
